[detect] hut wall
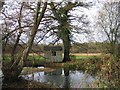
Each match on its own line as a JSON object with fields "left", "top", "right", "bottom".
{"left": 56, "top": 51, "right": 62, "bottom": 62}
{"left": 44, "top": 46, "right": 62, "bottom": 62}
{"left": 51, "top": 51, "right": 62, "bottom": 62}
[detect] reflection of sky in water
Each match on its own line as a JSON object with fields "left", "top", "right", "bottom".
{"left": 69, "top": 71, "right": 94, "bottom": 88}
{"left": 22, "top": 68, "right": 95, "bottom": 88}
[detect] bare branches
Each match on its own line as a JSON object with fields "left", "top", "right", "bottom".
{"left": 11, "top": 2, "right": 25, "bottom": 62}
{"left": 2, "top": 25, "right": 32, "bottom": 40}
{"left": 97, "top": 2, "right": 120, "bottom": 55}
{"left": 37, "top": 2, "right": 47, "bottom": 26}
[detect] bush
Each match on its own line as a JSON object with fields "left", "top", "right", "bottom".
{"left": 92, "top": 54, "right": 120, "bottom": 88}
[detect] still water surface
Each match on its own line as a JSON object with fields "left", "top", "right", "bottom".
{"left": 22, "top": 67, "right": 95, "bottom": 88}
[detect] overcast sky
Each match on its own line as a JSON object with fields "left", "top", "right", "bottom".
{"left": 0, "top": 0, "right": 119, "bottom": 44}
{"left": 0, "top": 0, "right": 105, "bottom": 44}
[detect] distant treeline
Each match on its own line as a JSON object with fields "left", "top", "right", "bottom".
{"left": 3, "top": 42, "right": 120, "bottom": 54}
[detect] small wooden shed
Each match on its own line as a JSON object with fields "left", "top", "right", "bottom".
{"left": 44, "top": 46, "right": 62, "bottom": 62}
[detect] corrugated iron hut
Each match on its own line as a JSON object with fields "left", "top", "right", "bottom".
{"left": 44, "top": 46, "right": 62, "bottom": 62}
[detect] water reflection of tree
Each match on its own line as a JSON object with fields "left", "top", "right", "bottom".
{"left": 63, "top": 68, "right": 70, "bottom": 89}
{"left": 63, "top": 76, "right": 70, "bottom": 89}
{"left": 64, "top": 67, "right": 69, "bottom": 76}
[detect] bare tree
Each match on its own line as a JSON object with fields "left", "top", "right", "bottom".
{"left": 97, "top": 2, "right": 120, "bottom": 56}
{"left": 2, "top": 1, "right": 47, "bottom": 80}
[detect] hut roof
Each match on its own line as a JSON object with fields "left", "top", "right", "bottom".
{"left": 44, "top": 46, "right": 62, "bottom": 51}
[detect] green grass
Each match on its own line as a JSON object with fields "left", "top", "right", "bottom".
{"left": 70, "top": 55, "right": 100, "bottom": 60}
{"left": 3, "top": 54, "right": 101, "bottom": 63}
{"left": 27, "top": 55, "right": 45, "bottom": 61}
{"left": 3, "top": 55, "right": 45, "bottom": 62}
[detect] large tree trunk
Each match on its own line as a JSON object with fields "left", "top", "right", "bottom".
{"left": 50, "top": 2, "right": 76, "bottom": 62}
{"left": 62, "top": 35, "right": 71, "bottom": 62}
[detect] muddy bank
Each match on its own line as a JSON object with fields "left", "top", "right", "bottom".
{"left": 2, "top": 78, "right": 59, "bottom": 89}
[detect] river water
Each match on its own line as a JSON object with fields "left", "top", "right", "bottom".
{"left": 22, "top": 67, "right": 95, "bottom": 88}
